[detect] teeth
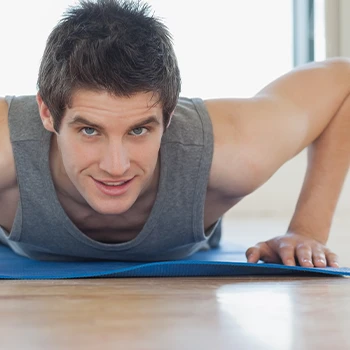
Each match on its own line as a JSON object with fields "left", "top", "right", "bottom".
{"left": 102, "top": 181, "right": 126, "bottom": 186}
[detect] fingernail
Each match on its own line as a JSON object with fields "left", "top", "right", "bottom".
{"left": 302, "top": 258, "right": 312, "bottom": 264}
{"left": 333, "top": 262, "right": 340, "bottom": 268}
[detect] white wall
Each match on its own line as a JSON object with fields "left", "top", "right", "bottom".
{"left": 338, "top": 0, "right": 350, "bottom": 57}
{"left": 0, "top": 0, "right": 294, "bottom": 98}
{"left": 147, "top": 0, "right": 294, "bottom": 99}
{"left": 0, "top": 0, "right": 79, "bottom": 96}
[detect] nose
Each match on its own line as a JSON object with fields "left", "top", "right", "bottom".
{"left": 99, "top": 140, "right": 131, "bottom": 177}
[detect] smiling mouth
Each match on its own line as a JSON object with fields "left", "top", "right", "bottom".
{"left": 93, "top": 177, "right": 134, "bottom": 196}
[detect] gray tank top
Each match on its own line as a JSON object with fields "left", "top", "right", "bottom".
{"left": 0, "top": 95, "right": 221, "bottom": 261}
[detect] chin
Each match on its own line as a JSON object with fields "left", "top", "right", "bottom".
{"left": 89, "top": 199, "right": 135, "bottom": 216}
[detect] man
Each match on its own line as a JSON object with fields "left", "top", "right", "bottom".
{"left": 0, "top": 0, "right": 348, "bottom": 267}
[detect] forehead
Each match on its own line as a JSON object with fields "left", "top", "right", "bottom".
{"left": 66, "top": 89, "right": 162, "bottom": 121}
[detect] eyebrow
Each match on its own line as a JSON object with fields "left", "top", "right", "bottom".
{"left": 67, "top": 115, "right": 161, "bottom": 131}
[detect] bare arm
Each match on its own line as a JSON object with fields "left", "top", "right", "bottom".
{"left": 205, "top": 58, "right": 350, "bottom": 267}
{"left": 245, "top": 87, "right": 350, "bottom": 268}
{"left": 288, "top": 93, "right": 350, "bottom": 245}
{"left": 206, "top": 58, "right": 350, "bottom": 195}
{"left": 0, "top": 97, "right": 16, "bottom": 191}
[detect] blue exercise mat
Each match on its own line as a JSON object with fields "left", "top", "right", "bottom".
{"left": 1, "top": 241, "right": 350, "bottom": 279}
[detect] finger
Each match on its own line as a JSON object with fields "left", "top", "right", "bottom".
{"left": 246, "top": 242, "right": 281, "bottom": 264}
{"left": 295, "top": 244, "right": 313, "bottom": 267}
{"left": 245, "top": 246, "right": 261, "bottom": 263}
{"left": 278, "top": 244, "right": 296, "bottom": 266}
{"left": 312, "top": 250, "right": 327, "bottom": 268}
{"left": 325, "top": 251, "right": 340, "bottom": 268}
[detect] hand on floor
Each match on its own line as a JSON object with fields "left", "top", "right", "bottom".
{"left": 245, "top": 232, "right": 339, "bottom": 268}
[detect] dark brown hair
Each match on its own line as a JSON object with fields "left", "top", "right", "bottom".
{"left": 37, "top": 0, "right": 181, "bottom": 132}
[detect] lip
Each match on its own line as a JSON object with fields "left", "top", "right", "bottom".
{"left": 93, "top": 177, "right": 134, "bottom": 196}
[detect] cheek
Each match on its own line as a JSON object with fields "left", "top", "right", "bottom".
{"left": 136, "top": 141, "right": 161, "bottom": 164}
{"left": 59, "top": 137, "right": 98, "bottom": 171}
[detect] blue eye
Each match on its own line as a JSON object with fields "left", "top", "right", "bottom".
{"left": 131, "top": 127, "right": 147, "bottom": 136}
{"left": 82, "top": 127, "right": 97, "bottom": 136}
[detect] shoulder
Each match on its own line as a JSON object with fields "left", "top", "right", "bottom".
{"left": 0, "top": 97, "right": 17, "bottom": 191}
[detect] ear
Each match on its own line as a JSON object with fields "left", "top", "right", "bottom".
{"left": 166, "top": 110, "right": 174, "bottom": 129}
{"left": 36, "top": 93, "right": 56, "bottom": 133}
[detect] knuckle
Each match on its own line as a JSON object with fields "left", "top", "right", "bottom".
{"left": 278, "top": 244, "right": 293, "bottom": 252}
{"left": 296, "top": 243, "right": 311, "bottom": 251}
{"left": 326, "top": 252, "right": 338, "bottom": 260}
{"left": 312, "top": 251, "right": 326, "bottom": 260}
{"left": 245, "top": 248, "right": 254, "bottom": 255}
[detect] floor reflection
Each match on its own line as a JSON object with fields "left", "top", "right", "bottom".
{"left": 216, "top": 285, "right": 293, "bottom": 350}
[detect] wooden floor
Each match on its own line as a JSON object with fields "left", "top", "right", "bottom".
{"left": 0, "top": 217, "right": 349, "bottom": 350}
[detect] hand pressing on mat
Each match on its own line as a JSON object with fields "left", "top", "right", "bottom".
{"left": 245, "top": 232, "right": 339, "bottom": 268}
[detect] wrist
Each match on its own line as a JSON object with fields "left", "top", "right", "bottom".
{"left": 286, "top": 222, "right": 330, "bottom": 245}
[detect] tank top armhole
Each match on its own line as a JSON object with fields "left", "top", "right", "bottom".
{"left": 190, "top": 98, "right": 215, "bottom": 241}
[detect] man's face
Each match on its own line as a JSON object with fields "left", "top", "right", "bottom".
{"left": 43, "top": 90, "right": 164, "bottom": 215}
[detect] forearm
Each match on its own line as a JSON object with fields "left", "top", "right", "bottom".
{"left": 288, "top": 93, "right": 350, "bottom": 244}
